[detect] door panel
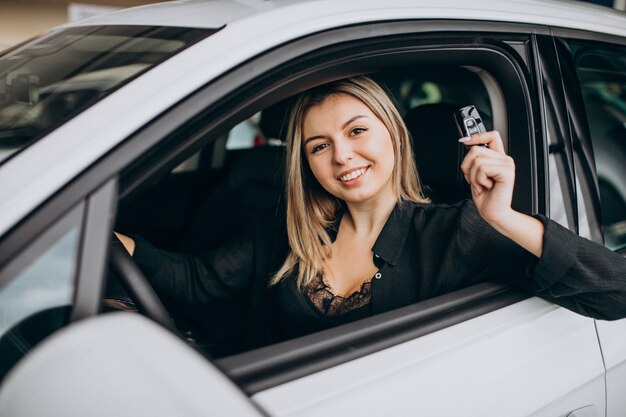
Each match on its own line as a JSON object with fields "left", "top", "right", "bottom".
{"left": 252, "top": 299, "right": 605, "bottom": 417}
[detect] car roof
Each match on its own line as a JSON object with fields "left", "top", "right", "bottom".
{"left": 66, "top": 0, "right": 626, "bottom": 38}
{"left": 1, "top": 0, "right": 626, "bottom": 237}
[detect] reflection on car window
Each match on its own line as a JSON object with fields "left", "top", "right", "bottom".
{"left": 0, "top": 206, "right": 82, "bottom": 380}
{"left": 570, "top": 42, "right": 626, "bottom": 251}
{"left": 0, "top": 25, "right": 216, "bottom": 165}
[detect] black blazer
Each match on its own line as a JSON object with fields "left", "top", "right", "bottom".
{"left": 133, "top": 200, "right": 626, "bottom": 351}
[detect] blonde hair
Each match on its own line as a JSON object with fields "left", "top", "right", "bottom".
{"left": 271, "top": 75, "right": 429, "bottom": 289}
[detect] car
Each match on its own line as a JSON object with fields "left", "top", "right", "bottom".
{"left": 0, "top": 0, "right": 625, "bottom": 416}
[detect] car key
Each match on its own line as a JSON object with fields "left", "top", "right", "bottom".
{"left": 454, "top": 105, "right": 487, "bottom": 147}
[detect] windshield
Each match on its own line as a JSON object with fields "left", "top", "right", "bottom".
{"left": 0, "top": 25, "right": 216, "bottom": 165}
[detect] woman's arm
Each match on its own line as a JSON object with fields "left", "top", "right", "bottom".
{"left": 458, "top": 131, "right": 626, "bottom": 320}
{"left": 112, "top": 230, "right": 255, "bottom": 304}
{"left": 459, "top": 131, "right": 543, "bottom": 257}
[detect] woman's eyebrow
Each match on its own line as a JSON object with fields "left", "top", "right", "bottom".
{"left": 304, "top": 115, "right": 369, "bottom": 144}
{"left": 304, "top": 134, "right": 325, "bottom": 145}
{"left": 342, "top": 114, "right": 368, "bottom": 129}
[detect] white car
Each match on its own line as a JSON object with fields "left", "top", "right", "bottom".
{"left": 0, "top": 1, "right": 625, "bottom": 416}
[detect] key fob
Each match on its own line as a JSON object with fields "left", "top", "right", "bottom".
{"left": 454, "top": 105, "right": 487, "bottom": 147}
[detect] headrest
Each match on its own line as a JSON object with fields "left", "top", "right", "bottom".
{"left": 260, "top": 100, "right": 290, "bottom": 141}
{"left": 228, "top": 146, "right": 285, "bottom": 191}
{"left": 404, "top": 103, "right": 470, "bottom": 204}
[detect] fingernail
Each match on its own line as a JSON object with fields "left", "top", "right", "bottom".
{"left": 464, "top": 174, "right": 469, "bottom": 183}
{"left": 458, "top": 137, "right": 471, "bottom": 143}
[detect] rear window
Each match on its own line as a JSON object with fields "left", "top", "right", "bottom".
{"left": 0, "top": 25, "right": 216, "bottom": 165}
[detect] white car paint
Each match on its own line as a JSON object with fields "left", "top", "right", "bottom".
{"left": 0, "top": 313, "right": 265, "bottom": 417}
{"left": 253, "top": 298, "right": 605, "bottom": 417}
{"left": 596, "top": 320, "right": 626, "bottom": 416}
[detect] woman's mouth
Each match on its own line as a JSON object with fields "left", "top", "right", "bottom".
{"left": 338, "top": 167, "right": 368, "bottom": 183}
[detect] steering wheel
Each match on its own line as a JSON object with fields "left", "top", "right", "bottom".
{"left": 108, "top": 234, "right": 176, "bottom": 333}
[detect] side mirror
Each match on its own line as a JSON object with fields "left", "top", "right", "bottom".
{"left": 0, "top": 313, "right": 265, "bottom": 417}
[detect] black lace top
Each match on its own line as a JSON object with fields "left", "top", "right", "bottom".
{"left": 304, "top": 274, "right": 373, "bottom": 317}
{"left": 272, "top": 272, "right": 373, "bottom": 342}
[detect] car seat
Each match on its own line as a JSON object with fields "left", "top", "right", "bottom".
{"left": 175, "top": 111, "right": 286, "bottom": 357}
{"left": 180, "top": 145, "right": 285, "bottom": 254}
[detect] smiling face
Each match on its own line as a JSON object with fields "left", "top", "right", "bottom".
{"left": 302, "top": 93, "right": 397, "bottom": 207}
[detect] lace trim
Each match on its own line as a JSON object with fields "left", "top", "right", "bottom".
{"left": 304, "top": 274, "right": 372, "bottom": 317}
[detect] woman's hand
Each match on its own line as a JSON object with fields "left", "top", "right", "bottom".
{"left": 114, "top": 232, "right": 136, "bottom": 256}
{"left": 459, "top": 130, "right": 514, "bottom": 224}
{"left": 459, "top": 130, "right": 544, "bottom": 258}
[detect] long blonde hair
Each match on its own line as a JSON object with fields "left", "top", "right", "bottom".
{"left": 271, "top": 75, "right": 429, "bottom": 289}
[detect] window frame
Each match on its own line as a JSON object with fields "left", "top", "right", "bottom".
{"left": 107, "top": 22, "right": 544, "bottom": 392}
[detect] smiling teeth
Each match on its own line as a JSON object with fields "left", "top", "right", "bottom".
{"left": 340, "top": 168, "right": 366, "bottom": 182}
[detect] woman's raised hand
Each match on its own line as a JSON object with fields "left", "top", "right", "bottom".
{"left": 459, "top": 130, "right": 544, "bottom": 257}
{"left": 459, "top": 130, "right": 515, "bottom": 224}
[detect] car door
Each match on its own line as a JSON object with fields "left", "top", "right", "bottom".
{"left": 99, "top": 21, "right": 608, "bottom": 416}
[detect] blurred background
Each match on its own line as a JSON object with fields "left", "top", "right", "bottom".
{"left": 0, "top": 0, "right": 625, "bottom": 52}
{"left": 0, "top": 1, "right": 167, "bottom": 51}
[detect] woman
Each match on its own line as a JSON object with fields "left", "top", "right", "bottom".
{"left": 116, "top": 76, "right": 626, "bottom": 350}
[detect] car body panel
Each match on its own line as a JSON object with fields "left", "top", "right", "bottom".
{"left": 66, "top": 0, "right": 626, "bottom": 38}
{"left": 252, "top": 298, "right": 605, "bottom": 416}
{"left": 0, "top": 313, "right": 265, "bottom": 417}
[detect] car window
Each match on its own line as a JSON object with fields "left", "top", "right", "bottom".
{"left": 109, "top": 23, "right": 540, "bottom": 389}
{"left": 115, "top": 64, "right": 499, "bottom": 357}
{"left": 0, "top": 25, "right": 215, "bottom": 165}
{"left": 569, "top": 42, "right": 626, "bottom": 251}
{"left": 0, "top": 205, "right": 83, "bottom": 380}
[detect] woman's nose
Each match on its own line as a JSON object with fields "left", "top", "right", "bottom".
{"left": 332, "top": 139, "right": 353, "bottom": 165}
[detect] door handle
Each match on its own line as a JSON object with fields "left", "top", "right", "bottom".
{"left": 567, "top": 405, "right": 597, "bottom": 417}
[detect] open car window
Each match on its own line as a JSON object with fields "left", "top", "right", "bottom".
{"left": 108, "top": 25, "right": 535, "bottom": 393}
{"left": 114, "top": 63, "right": 500, "bottom": 357}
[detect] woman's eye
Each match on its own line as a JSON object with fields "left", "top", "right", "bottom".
{"left": 350, "top": 127, "right": 366, "bottom": 136}
{"left": 311, "top": 143, "right": 329, "bottom": 153}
